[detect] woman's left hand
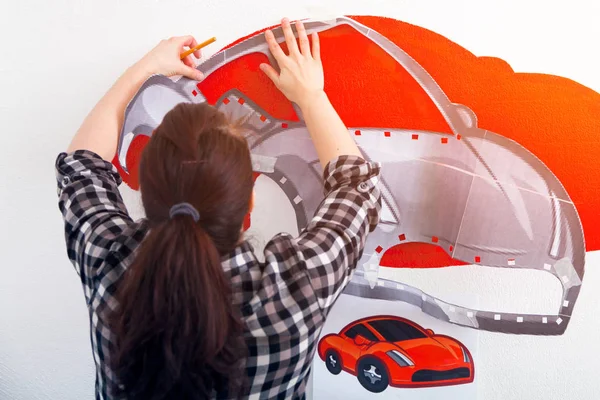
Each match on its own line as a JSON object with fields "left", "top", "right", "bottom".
{"left": 137, "top": 36, "right": 205, "bottom": 81}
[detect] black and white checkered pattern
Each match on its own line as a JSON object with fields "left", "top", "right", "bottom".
{"left": 56, "top": 150, "right": 381, "bottom": 399}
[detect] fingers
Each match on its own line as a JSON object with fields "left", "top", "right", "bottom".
{"left": 178, "top": 64, "right": 204, "bottom": 81}
{"left": 178, "top": 35, "right": 195, "bottom": 47}
{"left": 177, "top": 35, "right": 201, "bottom": 58}
{"left": 295, "top": 20, "right": 310, "bottom": 56}
{"left": 311, "top": 32, "right": 320, "bottom": 61}
{"left": 182, "top": 55, "right": 196, "bottom": 69}
{"left": 265, "top": 29, "right": 287, "bottom": 65}
{"left": 281, "top": 18, "right": 300, "bottom": 56}
{"left": 190, "top": 38, "right": 201, "bottom": 59}
{"left": 259, "top": 63, "right": 280, "bottom": 86}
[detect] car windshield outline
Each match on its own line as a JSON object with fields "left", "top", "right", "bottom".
{"left": 367, "top": 318, "right": 428, "bottom": 342}
{"left": 343, "top": 323, "right": 379, "bottom": 342}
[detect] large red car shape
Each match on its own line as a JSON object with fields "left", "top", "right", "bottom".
{"left": 318, "top": 315, "right": 474, "bottom": 393}
{"left": 115, "top": 16, "right": 599, "bottom": 335}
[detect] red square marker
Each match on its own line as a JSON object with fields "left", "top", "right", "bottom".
{"left": 375, "top": 245, "right": 383, "bottom": 253}
{"left": 441, "top": 137, "right": 448, "bottom": 144}
{"left": 281, "top": 123, "right": 288, "bottom": 128}
{"left": 432, "top": 236, "right": 439, "bottom": 243}
{"left": 398, "top": 234, "right": 406, "bottom": 241}
{"left": 475, "top": 256, "right": 481, "bottom": 263}
{"left": 260, "top": 115, "right": 267, "bottom": 122}
{"left": 384, "top": 131, "right": 391, "bottom": 137}
{"left": 192, "top": 90, "right": 198, "bottom": 97}
{"left": 457, "top": 134, "right": 462, "bottom": 140}
{"left": 412, "top": 134, "right": 419, "bottom": 140}
{"left": 449, "top": 245, "right": 454, "bottom": 252}
{"left": 237, "top": 98, "right": 245, "bottom": 105}
{"left": 223, "top": 98, "right": 230, "bottom": 105}
{"left": 355, "top": 130, "right": 361, "bottom": 136}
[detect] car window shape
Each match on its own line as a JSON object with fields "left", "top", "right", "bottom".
{"left": 344, "top": 323, "right": 379, "bottom": 342}
{"left": 368, "top": 319, "right": 427, "bottom": 342}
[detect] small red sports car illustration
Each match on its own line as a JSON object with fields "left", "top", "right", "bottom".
{"left": 318, "top": 315, "right": 474, "bottom": 393}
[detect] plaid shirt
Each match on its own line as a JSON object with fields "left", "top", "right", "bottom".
{"left": 56, "top": 150, "right": 381, "bottom": 399}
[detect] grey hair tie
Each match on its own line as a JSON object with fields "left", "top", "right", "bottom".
{"left": 169, "top": 202, "right": 200, "bottom": 222}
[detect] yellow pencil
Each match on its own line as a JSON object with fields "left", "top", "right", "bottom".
{"left": 180, "top": 37, "right": 217, "bottom": 59}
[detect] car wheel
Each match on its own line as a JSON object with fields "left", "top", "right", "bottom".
{"left": 324, "top": 350, "right": 342, "bottom": 375}
{"left": 357, "top": 357, "right": 389, "bottom": 393}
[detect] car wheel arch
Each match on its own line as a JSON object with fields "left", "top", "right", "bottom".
{"left": 317, "top": 334, "right": 341, "bottom": 360}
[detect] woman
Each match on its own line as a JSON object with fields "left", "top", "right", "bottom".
{"left": 56, "top": 18, "right": 380, "bottom": 399}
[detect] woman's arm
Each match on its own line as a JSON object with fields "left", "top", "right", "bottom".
{"left": 67, "top": 36, "right": 205, "bottom": 160}
{"left": 259, "top": 19, "right": 381, "bottom": 312}
{"left": 260, "top": 18, "right": 362, "bottom": 168}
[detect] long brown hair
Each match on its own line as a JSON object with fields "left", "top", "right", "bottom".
{"left": 109, "top": 103, "right": 253, "bottom": 399}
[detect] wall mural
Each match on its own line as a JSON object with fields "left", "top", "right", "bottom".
{"left": 115, "top": 16, "right": 600, "bottom": 385}
{"left": 116, "top": 15, "right": 600, "bottom": 397}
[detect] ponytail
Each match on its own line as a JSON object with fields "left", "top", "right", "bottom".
{"left": 110, "top": 102, "right": 253, "bottom": 399}
{"left": 110, "top": 215, "right": 246, "bottom": 399}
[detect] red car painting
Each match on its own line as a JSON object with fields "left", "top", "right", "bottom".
{"left": 116, "top": 16, "right": 594, "bottom": 336}
{"left": 318, "top": 316, "right": 474, "bottom": 393}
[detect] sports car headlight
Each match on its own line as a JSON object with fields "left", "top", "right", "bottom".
{"left": 386, "top": 350, "right": 414, "bottom": 367}
{"left": 461, "top": 346, "right": 470, "bottom": 363}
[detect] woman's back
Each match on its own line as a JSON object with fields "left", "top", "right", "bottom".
{"left": 56, "top": 144, "right": 379, "bottom": 399}
{"left": 55, "top": 18, "right": 381, "bottom": 399}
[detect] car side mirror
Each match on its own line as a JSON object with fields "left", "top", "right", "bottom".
{"left": 354, "top": 334, "right": 370, "bottom": 346}
{"left": 426, "top": 329, "right": 435, "bottom": 336}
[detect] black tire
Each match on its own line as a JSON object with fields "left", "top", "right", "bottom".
{"left": 356, "top": 357, "right": 389, "bottom": 393}
{"left": 324, "top": 350, "right": 342, "bottom": 375}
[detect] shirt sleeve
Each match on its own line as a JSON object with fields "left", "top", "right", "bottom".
{"left": 264, "top": 155, "right": 381, "bottom": 316}
{"left": 55, "top": 150, "right": 133, "bottom": 286}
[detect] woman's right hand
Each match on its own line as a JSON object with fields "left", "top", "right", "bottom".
{"left": 260, "top": 18, "right": 324, "bottom": 109}
{"left": 261, "top": 17, "right": 362, "bottom": 169}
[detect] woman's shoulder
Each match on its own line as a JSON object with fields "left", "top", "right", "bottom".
{"left": 93, "top": 219, "right": 149, "bottom": 288}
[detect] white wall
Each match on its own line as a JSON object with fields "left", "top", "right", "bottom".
{"left": 1, "top": 1, "right": 598, "bottom": 399}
